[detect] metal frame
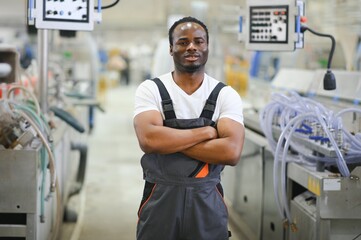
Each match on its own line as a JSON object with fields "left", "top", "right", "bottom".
{"left": 0, "top": 149, "right": 40, "bottom": 240}
{"left": 287, "top": 163, "right": 361, "bottom": 240}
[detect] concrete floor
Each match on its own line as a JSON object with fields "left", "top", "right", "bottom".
{"left": 59, "top": 83, "right": 245, "bottom": 240}
{"left": 77, "top": 84, "right": 144, "bottom": 240}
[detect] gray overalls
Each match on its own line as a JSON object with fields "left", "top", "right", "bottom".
{"left": 137, "top": 78, "right": 230, "bottom": 240}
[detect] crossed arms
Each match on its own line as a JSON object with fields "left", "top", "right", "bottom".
{"left": 133, "top": 110, "right": 245, "bottom": 166}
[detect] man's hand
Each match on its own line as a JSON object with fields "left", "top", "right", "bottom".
{"left": 134, "top": 110, "right": 219, "bottom": 154}
{"left": 181, "top": 118, "right": 245, "bottom": 166}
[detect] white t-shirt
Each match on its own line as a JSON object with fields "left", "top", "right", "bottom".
{"left": 134, "top": 72, "right": 244, "bottom": 125}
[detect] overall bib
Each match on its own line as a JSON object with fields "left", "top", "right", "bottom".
{"left": 137, "top": 78, "right": 230, "bottom": 240}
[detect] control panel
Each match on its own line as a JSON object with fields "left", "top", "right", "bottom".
{"left": 30, "top": 0, "right": 98, "bottom": 31}
{"left": 239, "top": 0, "right": 304, "bottom": 51}
{"left": 43, "top": 0, "right": 90, "bottom": 23}
{"left": 249, "top": 6, "right": 289, "bottom": 44}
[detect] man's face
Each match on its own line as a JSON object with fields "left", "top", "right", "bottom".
{"left": 170, "top": 22, "right": 209, "bottom": 73}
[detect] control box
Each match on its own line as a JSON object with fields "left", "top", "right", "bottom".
{"left": 249, "top": 6, "right": 288, "bottom": 44}
{"left": 239, "top": 0, "right": 304, "bottom": 51}
{"left": 30, "top": 0, "right": 98, "bottom": 31}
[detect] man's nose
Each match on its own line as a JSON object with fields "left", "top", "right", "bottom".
{"left": 186, "top": 41, "right": 196, "bottom": 51}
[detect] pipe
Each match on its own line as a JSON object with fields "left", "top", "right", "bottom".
{"left": 38, "top": 29, "right": 49, "bottom": 113}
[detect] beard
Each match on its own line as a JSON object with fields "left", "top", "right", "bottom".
{"left": 184, "top": 64, "right": 203, "bottom": 73}
{"left": 174, "top": 61, "right": 206, "bottom": 73}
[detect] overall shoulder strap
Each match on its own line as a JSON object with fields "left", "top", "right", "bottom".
{"left": 152, "top": 78, "right": 176, "bottom": 119}
{"left": 200, "top": 82, "right": 226, "bottom": 119}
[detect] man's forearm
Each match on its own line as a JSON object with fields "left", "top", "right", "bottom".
{"left": 181, "top": 137, "right": 242, "bottom": 166}
{"left": 138, "top": 125, "right": 217, "bottom": 154}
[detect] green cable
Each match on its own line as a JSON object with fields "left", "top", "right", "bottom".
{"left": 13, "top": 102, "right": 53, "bottom": 223}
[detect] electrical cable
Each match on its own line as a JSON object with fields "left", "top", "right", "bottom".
{"left": 7, "top": 85, "right": 41, "bottom": 116}
{"left": 10, "top": 102, "right": 46, "bottom": 221}
{"left": 14, "top": 110, "right": 57, "bottom": 192}
{"left": 12, "top": 103, "right": 45, "bottom": 132}
{"left": 48, "top": 178, "right": 62, "bottom": 240}
{"left": 10, "top": 102, "right": 51, "bottom": 222}
{"left": 2, "top": 80, "right": 62, "bottom": 234}
{"left": 40, "top": 148, "right": 47, "bottom": 222}
{"left": 301, "top": 25, "right": 337, "bottom": 90}
{"left": 7, "top": 102, "right": 59, "bottom": 227}
{"left": 301, "top": 26, "right": 335, "bottom": 70}
{"left": 94, "top": 0, "right": 120, "bottom": 9}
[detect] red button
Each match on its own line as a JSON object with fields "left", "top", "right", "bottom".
{"left": 300, "top": 16, "right": 307, "bottom": 23}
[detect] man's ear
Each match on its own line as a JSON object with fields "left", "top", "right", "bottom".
{"left": 169, "top": 45, "right": 173, "bottom": 56}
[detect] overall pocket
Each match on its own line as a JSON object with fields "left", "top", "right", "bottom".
{"left": 137, "top": 181, "right": 157, "bottom": 218}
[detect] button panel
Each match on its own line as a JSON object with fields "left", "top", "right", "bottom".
{"left": 43, "top": 0, "right": 89, "bottom": 23}
{"left": 249, "top": 6, "right": 289, "bottom": 44}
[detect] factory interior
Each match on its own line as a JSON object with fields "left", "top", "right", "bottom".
{"left": 0, "top": 0, "right": 361, "bottom": 240}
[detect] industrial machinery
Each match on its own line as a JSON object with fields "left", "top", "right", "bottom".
{"left": 262, "top": 69, "right": 361, "bottom": 239}
{"left": 222, "top": 1, "right": 361, "bottom": 240}
{"left": 0, "top": 45, "right": 89, "bottom": 240}
{"left": 0, "top": 0, "right": 109, "bottom": 238}
{"left": 239, "top": 0, "right": 336, "bottom": 91}
{"left": 224, "top": 70, "right": 361, "bottom": 240}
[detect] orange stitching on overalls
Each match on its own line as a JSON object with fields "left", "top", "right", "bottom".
{"left": 137, "top": 184, "right": 157, "bottom": 223}
{"left": 215, "top": 186, "right": 228, "bottom": 215}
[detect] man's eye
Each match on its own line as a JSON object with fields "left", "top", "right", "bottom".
{"left": 179, "top": 42, "right": 188, "bottom": 46}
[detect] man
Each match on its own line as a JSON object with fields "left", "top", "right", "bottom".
{"left": 133, "top": 16, "right": 245, "bottom": 240}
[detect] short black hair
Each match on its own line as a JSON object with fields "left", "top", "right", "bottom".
{"left": 168, "top": 16, "right": 209, "bottom": 45}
